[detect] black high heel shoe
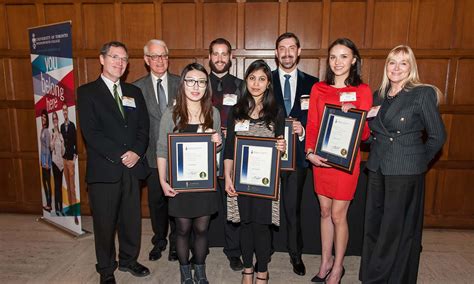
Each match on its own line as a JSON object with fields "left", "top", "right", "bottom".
{"left": 311, "top": 268, "right": 332, "bottom": 282}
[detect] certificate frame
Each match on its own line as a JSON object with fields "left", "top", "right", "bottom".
{"left": 281, "top": 118, "right": 296, "bottom": 171}
{"left": 233, "top": 135, "right": 281, "bottom": 200}
{"left": 216, "top": 127, "right": 226, "bottom": 179}
{"left": 168, "top": 133, "right": 216, "bottom": 192}
{"left": 315, "top": 104, "right": 367, "bottom": 173}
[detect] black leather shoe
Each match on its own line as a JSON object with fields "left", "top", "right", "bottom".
{"left": 290, "top": 256, "right": 306, "bottom": 276}
{"left": 149, "top": 246, "right": 163, "bottom": 261}
{"left": 118, "top": 262, "right": 150, "bottom": 277}
{"left": 99, "top": 274, "right": 116, "bottom": 284}
{"left": 228, "top": 256, "right": 244, "bottom": 271}
{"left": 168, "top": 249, "right": 178, "bottom": 261}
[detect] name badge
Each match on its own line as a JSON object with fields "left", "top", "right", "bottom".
{"left": 367, "top": 105, "right": 380, "bottom": 118}
{"left": 300, "top": 95, "right": 310, "bottom": 110}
{"left": 122, "top": 96, "right": 136, "bottom": 108}
{"left": 173, "top": 99, "right": 176, "bottom": 106}
{"left": 339, "top": 92, "right": 357, "bottom": 102}
{"left": 223, "top": 94, "right": 238, "bottom": 106}
{"left": 234, "top": 120, "right": 250, "bottom": 132}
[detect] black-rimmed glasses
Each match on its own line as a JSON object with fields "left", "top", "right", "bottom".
{"left": 184, "top": 79, "right": 207, "bottom": 88}
{"left": 146, "top": 54, "right": 169, "bottom": 61}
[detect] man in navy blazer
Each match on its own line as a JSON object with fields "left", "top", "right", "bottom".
{"left": 272, "top": 32, "right": 319, "bottom": 276}
{"left": 133, "top": 39, "right": 180, "bottom": 262}
{"left": 78, "top": 41, "right": 150, "bottom": 283}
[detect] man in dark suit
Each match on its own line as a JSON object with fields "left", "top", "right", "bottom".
{"left": 133, "top": 39, "right": 179, "bottom": 262}
{"left": 77, "top": 41, "right": 150, "bottom": 284}
{"left": 272, "top": 32, "right": 319, "bottom": 276}
{"left": 208, "top": 38, "right": 244, "bottom": 271}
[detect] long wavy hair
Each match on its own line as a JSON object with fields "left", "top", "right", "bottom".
{"left": 325, "top": 38, "right": 363, "bottom": 87}
{"left": 233, "top": 60, "right": 280, "bottom": 129}
{"left": 173, "top": 63, "right": 213, "bottom": 131}
{"left": 378, "top": 45, "right": 443, "bottom": 104}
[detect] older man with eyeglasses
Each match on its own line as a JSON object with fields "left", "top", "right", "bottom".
{"left": 133, "top": 39, "right": 180, "bottom": 262}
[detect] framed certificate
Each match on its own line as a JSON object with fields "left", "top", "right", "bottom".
{"left": 281, "top": 118, "right": 296, "bottom": 171}
{"left": 315, "top": 104, "right": 367, "bottom": 173}
{"left": 216, "top": 127, "right": 226, "bottom": 179}
{"left": 233, "top": 135, "right": 281, "bottom": 200}
{"left": 168, "top": 133, "right": 216, "bottom": 192}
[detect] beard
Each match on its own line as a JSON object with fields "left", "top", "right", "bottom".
{"left": 278, "top": 55, "right": 298, "bottom": 70}
{"left": 209, "top": 59, "right": 232, "bottom": 74}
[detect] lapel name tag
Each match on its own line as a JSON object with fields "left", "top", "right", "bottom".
{"left": 234, "top": 120, "right": 250, "bottom": 132}
{"left": 223, "top": 94, "right": 238, "bottom": 106}
{"left": 300, "top": 95, "right": 310, "bottom": 110}
{"left": 340, "top": 92, "right": 357, "bottom": 102}
{"left": 122, "top": 96, "right": 136, "bottom": 108}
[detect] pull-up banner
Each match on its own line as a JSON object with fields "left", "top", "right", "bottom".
{"left": 29, "top": 21, "right": 83, "bottom": 235}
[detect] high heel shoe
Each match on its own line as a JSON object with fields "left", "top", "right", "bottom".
{"left": 311, "top": 267, "right": 332, "bottom": 282}
{"left": 255, "top": 271, "right": 269, "bottom": 283}
{"left": 325, "top": 266, "right": 345, "bottom": 284}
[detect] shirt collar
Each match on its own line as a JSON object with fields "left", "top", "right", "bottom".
{"left": 278, "top": 67, "right": 298, "bottom": 80}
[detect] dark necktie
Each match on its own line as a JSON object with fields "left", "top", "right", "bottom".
{"left": 283, "top": 74, "right": 291, "bottom": 115}
{"left": 217, "top": 79, "right": 223, "bottom": 92}
{"left": 157, "top": 79, "right": 167, "bottom": 113}
{"left": 113, "top": 84, "right": 124, "bottom": 118}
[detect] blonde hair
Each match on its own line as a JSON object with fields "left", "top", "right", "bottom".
{"left": 379, "top": 45, "right": 443, "bottom": 104}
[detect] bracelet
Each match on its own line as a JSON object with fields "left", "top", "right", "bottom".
{"left": 305, "top": 151, "right": 314, "bottom": 159}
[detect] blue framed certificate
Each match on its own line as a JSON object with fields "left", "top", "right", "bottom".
{"left": 233, "top": 135, "right": 281, "bottom": 200}
{"left": 168, "top": 133, "right": 216, "bottom": 192}
{"left": 315, "top": 104, "right": 367, "bottom": 173}
{"left": 281, "top": 118, "right": 296, "bottom": 171}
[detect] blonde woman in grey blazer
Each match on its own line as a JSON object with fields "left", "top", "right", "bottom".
{"left": 360, "top": 45, "right": 446, "bottom": 284}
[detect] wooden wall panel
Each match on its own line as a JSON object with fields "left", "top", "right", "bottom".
{"left": 162, "top": 3, "right": 196, "bottom": 49}
{"left": 372, "top": 0, "right": 410, "bottom": 48}
{"left": 287, "top": 2, "right": 323, "bottom": 49}
{"left": 245, "top": 3, "right": 279, "bottom": 49}
{"left": 121, "top": 3, "right": 155, "bottom": 50}
{"left": 0, "top": 0, "right": 472, "bottom": 228}
{"left": 329, "top": 1, "right": 366, "bottom": 47}
{"left": 5, "top": 4, "right": 38, "bottom": 49}
{"left": 203, "top": 3, "right": 238, "bottom": 50}
{"left": 82, "top": 4, "right": 115, "bottom": 49}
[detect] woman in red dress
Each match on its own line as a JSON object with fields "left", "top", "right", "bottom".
{"left": 305, "top": 38, "right": 372, "bottom": 284}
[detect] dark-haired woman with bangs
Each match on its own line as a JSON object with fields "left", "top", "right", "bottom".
{"left": 305, "top": 38, "right": 372, "bottom": 284}
{"left": 157, "top": 63, "right": 222, "bottom": 284}
{"left": 224, "top": 60, "right": 286, "bottom": 284}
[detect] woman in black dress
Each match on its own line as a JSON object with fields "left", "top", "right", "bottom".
{"left": 157, "top": 63, "right": 222, "bottom": 284}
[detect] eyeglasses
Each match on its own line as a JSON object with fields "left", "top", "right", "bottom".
{"left": 107, "top": 54, "right": 129, "bottom": 64}
{"left": 184, "top": 79, "right": 207, "bottom": 88}
{"left": 146, "top": 54, "right": 169, "bottom": 61}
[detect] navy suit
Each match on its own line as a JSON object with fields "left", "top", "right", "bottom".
{"left": 272, "top": 69, "right": 318, "bottom": 256}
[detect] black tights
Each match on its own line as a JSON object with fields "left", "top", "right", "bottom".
{"left": 175, "top": 215, "right": 210, "bottom": 265}
{"left": 240, "top": 222, "right": 271, "bottom": 272}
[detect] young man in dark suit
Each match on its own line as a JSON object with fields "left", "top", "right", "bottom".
{"left": 133, "top": 39, "right": 180, "bottom": 262}
{"left": 77, "top": 41, "right": 150, "bottom": 284}
{"left": 272, "top": 32, "right": 319, "bottom": 276}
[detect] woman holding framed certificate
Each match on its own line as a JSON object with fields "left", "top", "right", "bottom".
{"left": 156, "top": 63, "right": 222, "bottom": 284}
{"left": 305, "top": 38, "right": 372, "bottom": 284}
{"left": 224, "top": 60, "right": 286, "bottom": 284}
{"left": 359, "top": 46, "right": 445, "bottom": 283}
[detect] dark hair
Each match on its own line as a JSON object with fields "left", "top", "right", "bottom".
{"left": 209, "top": 38, "right": 232, "bottom": 54}
{"left": 41, "top": 109, "right": 49, "bottom": 128}
{"left": 233, "top": 60, "right": 280, "bottom": 130}
{"left": 100, "top": 41, "right": 128, "bottom": 56}
{"left": 173, "top": 63, "right": 213, "bottom": 131}
{"left": 275, "top": 32, "right": 301, "bottom": 49}
{"left": 325, "top": 38, "right": 362, "bottom": 86}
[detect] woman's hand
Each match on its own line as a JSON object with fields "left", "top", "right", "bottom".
{"left": 161, "top": 182, "right": 178, "bottom": 197}
{"left": 307, "top": 153, "right": 331, "bottom": 167}
{"left": 211, "top": 131, "right": 222, "bottom": 147}
{"left": 341, "top": 103, "right": 356, "bottom": 113}
{"left": 276, "top": 135, "right": 286, "bottom": 153}
{"left": 225, "top": 177, "right": 238, "bottom": 197}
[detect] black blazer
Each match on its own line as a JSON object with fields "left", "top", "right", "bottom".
{"left": 77, "top": 77, "right": 150, "bottom": 183}
{"left": 133, "top": 73, "right": 180, "bottom": 168}
{"left": 366, "top": 85, "right": 446, "bottom": 175}
{"left": 272, "top": 69, "right": 318, "bottom": 168}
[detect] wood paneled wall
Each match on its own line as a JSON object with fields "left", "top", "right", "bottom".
{"left": 0, "top": 0, "right": 473, "bottom": 229}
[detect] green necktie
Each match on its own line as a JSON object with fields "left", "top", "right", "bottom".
{"left": 113, "top": 84, "right": 125, "bottom": 118}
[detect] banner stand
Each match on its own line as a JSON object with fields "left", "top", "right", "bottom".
{"left": 36, "top": 216, "right": 90, "bottom": 238}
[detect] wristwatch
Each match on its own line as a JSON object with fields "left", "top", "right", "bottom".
{"left": 305, "top": 151, "right": 314, "bottom": 160}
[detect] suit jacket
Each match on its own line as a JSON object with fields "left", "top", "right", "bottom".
{"left": 60, "top": 121, "right": 77, "bottom": 160}
{"left": 272, "top": 69, "right": 318, "bottom": 168}
{"left": 366, "top": 85, "right": 446, "bottom": 175}
{"left": 77, "top": 77, "right": 150, "bottom": 183}
{"left": 133, "top": 73, "right": 180, "bottom": 168}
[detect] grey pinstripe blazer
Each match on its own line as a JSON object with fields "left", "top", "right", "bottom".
{"left": 366, "top": 85, "right": 446, "bottom": 175}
